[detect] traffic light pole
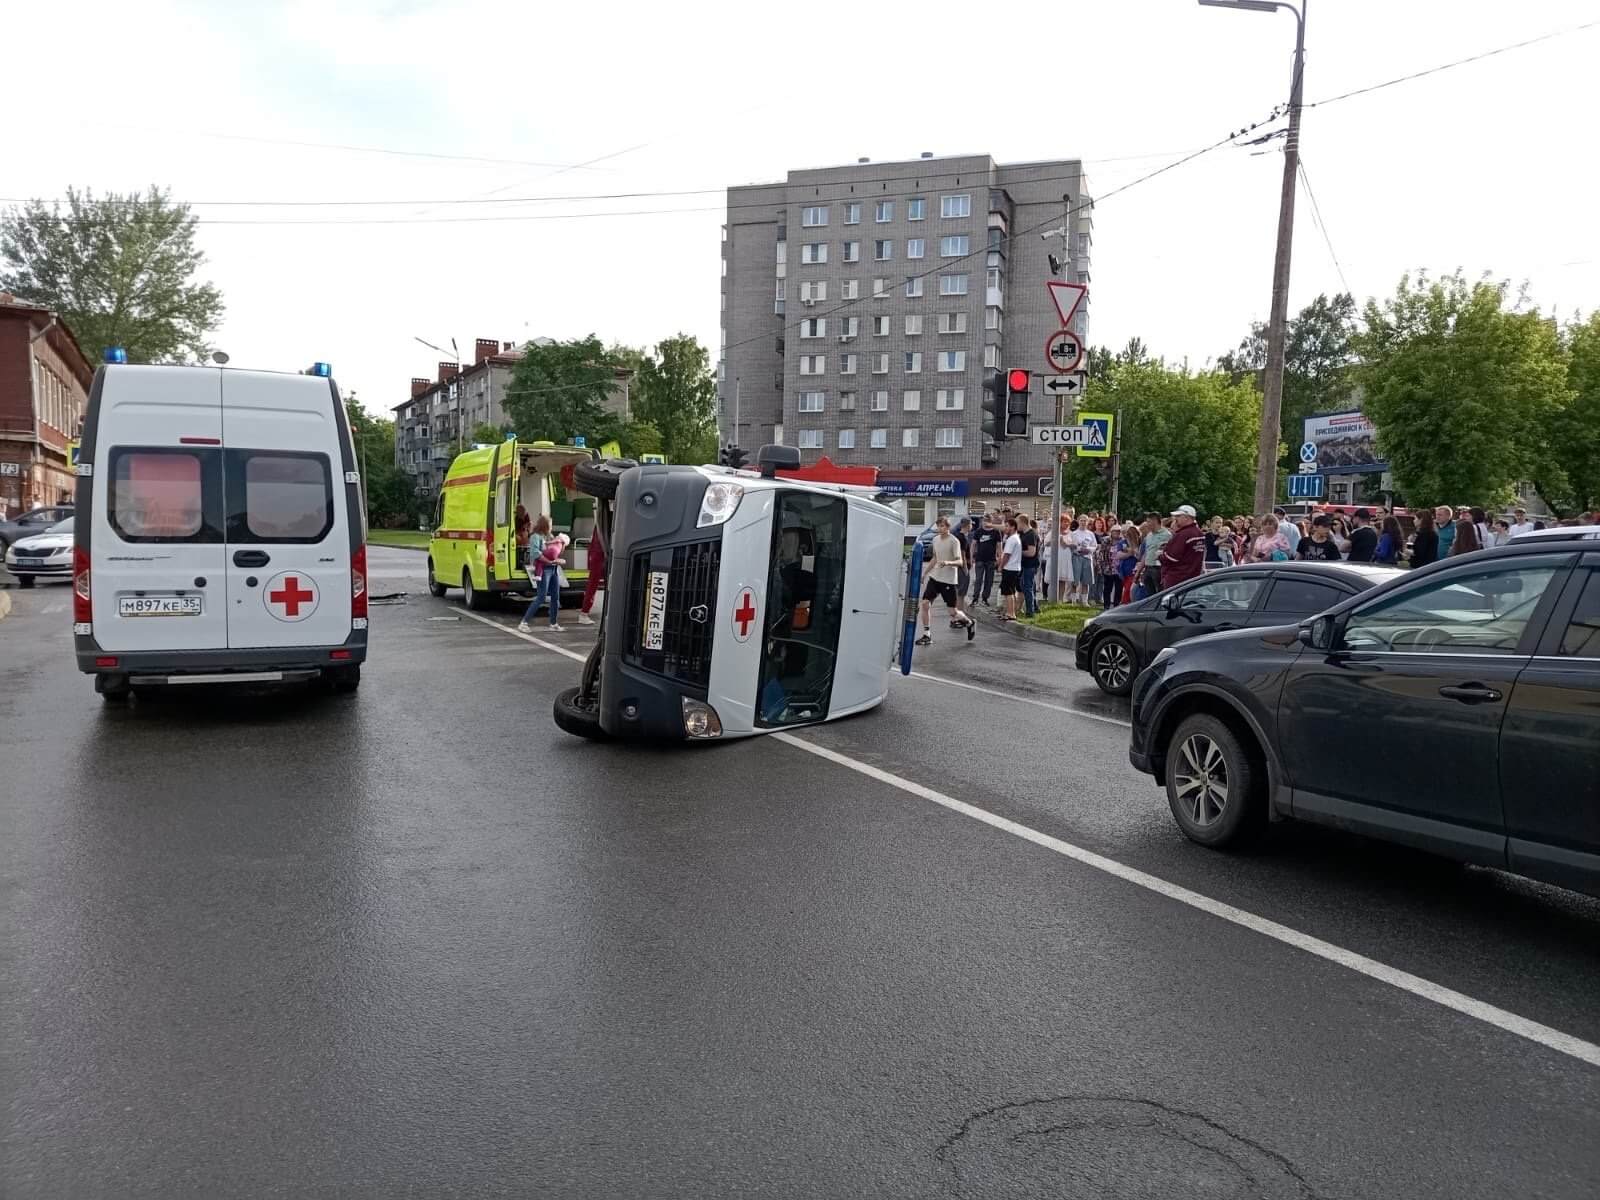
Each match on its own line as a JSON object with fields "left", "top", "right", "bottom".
{"left": 1046, "top": 193, "right": 1071, "bottom": 607}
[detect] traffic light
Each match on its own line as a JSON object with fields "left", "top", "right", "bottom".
{"left": 982, "top": 370, "right": 1004, "bottom": 442}
{"left": 719, "top": 443, "right": 749, "bottom": 470}
{"left": 1005, "top": 368, "right": 1031, "bottom": 439}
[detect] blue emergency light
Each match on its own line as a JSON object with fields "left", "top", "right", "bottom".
{"left": 310, "top": 361, "right": 332, "bottom": 377}
{"left": 572, "top": 435, "right": 586, "bottom": 447}
{"left": 104, "top": 346, "right": 128, "bottom": 364}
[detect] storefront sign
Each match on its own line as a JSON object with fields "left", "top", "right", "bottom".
{"left": 975, "top": 475, "right": 1052, "bottom": 497}
{"left": 876, "top": 479, "right": 968, "bottom": 497}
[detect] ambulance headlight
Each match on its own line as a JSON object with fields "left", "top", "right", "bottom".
{"left": 682, "top": 697, "right": 723, "bottom": 738}
{"left": 696, "top": 482, "right": 744, "bottom": 528}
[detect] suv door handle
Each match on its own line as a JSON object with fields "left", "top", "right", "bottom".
{"left": 232, "top": 549, "right": 270, "bottom": 568}
{"left": 1438, "top": 684, "right": 1502, "bottom": 704}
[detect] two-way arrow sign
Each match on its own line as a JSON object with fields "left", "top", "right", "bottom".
{"left": 1043, "top": 373, "right": 1086, "bottom": 398}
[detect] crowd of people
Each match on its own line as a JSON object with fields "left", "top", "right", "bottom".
{"left": 915, "top": 501, "right": 1600, "bottom": 631}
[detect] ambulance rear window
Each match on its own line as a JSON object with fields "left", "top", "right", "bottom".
{"left": 230, "top": 451, "right": 333, "bottom": 543}
{"left": 108, "top": 449, "right": 220, "bottom": 542}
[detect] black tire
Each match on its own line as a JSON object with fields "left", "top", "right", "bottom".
{"left": 573, "top": 458, "right": 636, "bottom": 501}
{"left": 462, "top": 568, "right": 489, "bottom": 611}
{"left": 427, "top": 558, "right": 447, "bottom": 597}
{"left": 1089, "top": 633, "right": 1137, "bottom": 696}
{"left": 1164, "top": 713, "right": 1264, "bottom": 848}
{"left": 323, "top": 665, "right": 362, "bottom": 694}
{"left": 553, "top": 685, "right": 610, "bottom": 740}
{"left": 96, "top": 674, "right": 130, "bottom": 702}
{"left": 17, "top": 575, "right": 35, "bottom": 589}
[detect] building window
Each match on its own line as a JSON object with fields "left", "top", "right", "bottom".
{"left": 936, "top": 388, "right": 965, "bottom": 410}
{"left": 870, "top": 391, "right": 889, "bottom": 412}
{"left": 799, "top": 280, "right": 828, "bottom": 302}
{"left": 799, "top": 355, "right": 825, "bottom": 375}
{"left": 841, "top": 279, "right": 859, "bottom": 300}
{"left": 983, "top": 344, "right": 1001, "bottom": 368}
{"left": 839, "top": 316, "right": 859, "bottom": 338}
{"left": 872, "top": 354, "right": 890, "bottom": 375}
{"left": 939, "top": 273, "right": 969, "bottom": 296}
{"left": 797, "top": 391, "right": 825, "bottom": 413}
{"left": 902, "top": 428, "right": 920, "bottom": 448}
{"left": 875, "top": 200, "right": 893, "bottom": 223}
{"left": 870, "top": 428, "right": 888, "bottom": 449}
{"left": 986, "top": 267, "right": 1002, "bottom": 290}
{"left": 1078, "top": 232, "right": 1091, "bottom": 257}
{"left": 939, "top": 351, "right": 966, "bottom": 372}
{"left": 873, "top": 316, "right": 890, "bottom": 337}
{"left": 874, "top": 239, "right": 893, "bottom": 261}
{"left": 775, "top": 241, "right": 786, "bottom": 265}
{"left": 798, "top": 429, "right": 824, "bottom": 448}
{"left": 985, "top": 306, "right": 1002, "bottom": 331}
{"left": 907, "top": 197, "right": 926, "bottom": 221}
{"left": 935, "top": 427, "right": 963, "bottom": 448}
{"left": 905, "top": 276, "right": 925, "bottom": 298}
{"left": 840, "top": 353, "right": 858, "bottom": 375}
{"left": 842, "top": 240, "right": 861, "bottom": 263}
{"left": 941, "top": 194, "right": 971, "bottom": 218}
{"left": 903, "top": 390, "right": 922, "bottom": 411}
{"left": 939, "top": 311, "right": 968, "bottom": 334}
{"left": 904, "top": 352, "right": 921, "bottom": 374}
{"left": 838, "top": 429, "right": 856, "bottom": 449}
{"left": 774, "top": 423, "right": 784, "bottom": 444}
{"left": 840, "top": 391, "right": 857, "bottom": 411}
{"left": 801, "top": 242, "right": 827, "bottom": 265}
{"left": 905, "top": 315, "right": 923, "bottom": 336}
{"left": 941, "top": 235, "right": 970, "bottom": 257}
{"left": 844, "top": 202, "right": 861, "bottom": 225}
{"left": 801, "top": 206, "right": 828, "bottom": 227}
{"left": 907, "top": 237, "right": 925, "bottom": 259}
{"left": 800, "top": 318, "right": 825, "bottom": 338}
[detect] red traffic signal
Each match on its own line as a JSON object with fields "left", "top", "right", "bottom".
{"left": 1006, "top": 368, "right": 1030, "bottom": 394}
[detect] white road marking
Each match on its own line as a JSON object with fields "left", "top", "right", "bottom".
{"left": 774, "top": 732, "right": 1600, "bottom": 1071}
{"left": 908, "top": 669, "right": 1132, "bottom": 728}
{"left": 460, "top": 599, "right": 1600, "bottom": 1070}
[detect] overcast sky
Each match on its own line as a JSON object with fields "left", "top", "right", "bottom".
{"left": 8, "top": 0, "right": 1598, "bottom": 414}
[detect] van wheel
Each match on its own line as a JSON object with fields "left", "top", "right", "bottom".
{"left": 462, "top": 568, "right": 489, "bottom": 611}
{"left": 324, "top": 665, "right": 361, "bottom": 694}
{"left": 427, "top": 558, "right": 447, "bottom": 597}
{"left": 574, "top": 458, "right": 636, "bottom": 501}
{"left": 553, "top": 685, "right": 610, "bottom": 740}
{"left": 96, "top": 673, "right": 130, "bottom": 702}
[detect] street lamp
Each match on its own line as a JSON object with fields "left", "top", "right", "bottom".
{"left": 1200, "top": 0, "right": 1306, "bottom": 516}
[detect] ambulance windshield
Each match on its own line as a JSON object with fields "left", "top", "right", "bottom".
{"left": 755, "top": 491, "right": 848, "bottom": 728}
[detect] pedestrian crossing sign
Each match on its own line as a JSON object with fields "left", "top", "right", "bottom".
{"left": 68, "top": 440, "right": 81, "bottom": 467}
{"left": 1075, "top": 413, "right": 1113, "bottom": 458}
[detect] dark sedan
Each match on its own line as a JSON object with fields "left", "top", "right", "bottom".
{"left": 1128, "top": 541, "right": 1600, "bottom": 897}
{"left": 1074, "top": 562, "right": 1403, "bottom": 695}
{"left": 0, "top": 503, "right": 74, "bottom": 554}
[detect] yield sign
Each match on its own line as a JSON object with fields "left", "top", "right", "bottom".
{"left": 1046, "top": 280, "right": 1088, "bottom": 328}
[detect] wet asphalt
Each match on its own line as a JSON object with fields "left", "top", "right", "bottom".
{"left": 2, "top": 548, "right": 1598, "bottom": 1199}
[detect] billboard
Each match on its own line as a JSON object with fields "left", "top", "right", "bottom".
{"left": 1302, "top": 410, "right": 1384, "bottom": 473}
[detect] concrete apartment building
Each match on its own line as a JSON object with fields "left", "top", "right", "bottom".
{"left": 0, "top": 295, "right": 93, "bottom": 517}
{"left": 719, "top": 154, "right": 1092, "bottom": 520}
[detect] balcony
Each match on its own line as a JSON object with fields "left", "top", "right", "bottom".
{"left": 986, "top": 287, "right": 1004, "bottom": 308}
{"left": 987, "top": 211, "right": 1008, "bottom": 235}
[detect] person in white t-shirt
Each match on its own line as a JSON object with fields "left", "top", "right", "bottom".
{"left": 917, "top": 517, "right": 976, "bottom": 645}
{"left": 1067, "top": 515, "right": 1098, "bottom": 606}
{"left": 1507, "top": 507, "right": 1536, "bottom": 538}
{"left": 998, "top": 518, "right": 1024, "bottom": 621}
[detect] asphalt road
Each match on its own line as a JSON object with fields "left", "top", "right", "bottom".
{"left": 3, "top": 547, "right": 1598, "bottom": 1199}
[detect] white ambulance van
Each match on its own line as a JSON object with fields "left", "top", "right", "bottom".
{"left": 72, "top": 362, "right": 368, "bottom": 700}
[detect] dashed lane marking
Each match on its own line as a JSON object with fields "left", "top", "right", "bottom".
{"left": 772, "top": 732, "right": 1600, "bottom": 1071}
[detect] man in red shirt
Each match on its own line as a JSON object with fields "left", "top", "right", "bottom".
{"left": 1160, "top": 504, "right": 1207, "bottom": 587}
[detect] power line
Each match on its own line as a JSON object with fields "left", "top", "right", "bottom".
{"left": 1296, "top": 159, "right": 1351, "bottom": 296}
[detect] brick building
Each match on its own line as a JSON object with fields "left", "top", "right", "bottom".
{"left": 0, "top": 295, "right": 94, "bottom": 517}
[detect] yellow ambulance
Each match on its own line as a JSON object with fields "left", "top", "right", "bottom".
{"left": 426, "top": 440, "right": 597, "bottom": 610}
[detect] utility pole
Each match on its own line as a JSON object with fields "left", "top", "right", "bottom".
{"left": 733, "top": 376, "right": 741, "bottom": 449}
{"left": 1109, "top": 406, "right": 1123, "bottom": 520}
{"left": 1221, "top": 0, "right": 1308, "bottom": 515}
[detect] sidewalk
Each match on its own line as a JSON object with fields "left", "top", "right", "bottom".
{"left": 966, "top": 599, "right": 1078, "bottom": 651}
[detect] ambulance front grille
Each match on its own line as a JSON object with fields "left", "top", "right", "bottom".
{"left": 625, "top": 538, "right": 721, "bottom": 688}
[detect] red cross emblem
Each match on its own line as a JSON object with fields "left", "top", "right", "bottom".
{"left": 732, "top": 587, "right": 757, "bottom": 642}
{"left": 265, "top": 572, "right": 318, "bottom": 621}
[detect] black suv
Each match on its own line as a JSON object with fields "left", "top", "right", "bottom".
{"left": 1129, "top": 536, "right": 1600, "bottom": 897}
{"left": 1074, "top": 561, "right": 1402, "bottom": 695}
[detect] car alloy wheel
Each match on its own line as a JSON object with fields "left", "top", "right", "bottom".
{"left": 1092, "top": 636, "right": 1134, "bottom": 694}
{"left": 1173, "top": 732, "right": 1229, "bottom": 827}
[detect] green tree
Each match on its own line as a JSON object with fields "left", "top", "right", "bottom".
{"left": 621, "top": 419, "right": 664, "bottom": 459}
{"left": 1218, "top": 292, "right": 1357, "bottom": 475}
{"left": 0, "top": 186, "right": 224, "bottom": 363}
{"left": 344, "top": 400, "right": 417, "bottom": 528}
{"left": 1058, "top": 359, "right": 1260, "bottom": 520}
{"left": 502, "top": 335, "right": 626, "bottom": 447}
{"left": 632, "top": 334, "right": 718, "bottom": 464}
{"left": 469, "top": 422, "right": 510, "bottom": 446}
{"left": 1540, "top": 312, "right": 1600, "bottom": 514}
{"left": 1354, "top": 272, "right": 1569, "bottom": 507}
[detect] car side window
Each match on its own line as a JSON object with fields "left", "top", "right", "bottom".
{"left": 1263, "top": 577, "right": 1346, "bottom": 613}
{"left": 1558, "top": 570, "right": 1600, "bottom": 658}
{"left": 1342, "top": 560, "right": 1565, "bottom": 654}
{"left": 1177, "top": 575, "right": 1264, "bottom": 611}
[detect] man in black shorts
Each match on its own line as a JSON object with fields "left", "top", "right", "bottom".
{"left": 917, "top": 517, "right": 976, "bottom": 645}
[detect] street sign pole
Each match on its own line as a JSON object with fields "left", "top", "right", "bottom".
{"left": 1110, "top": 406, "right": 1123, "bottom": 521}
{"left": 1050, "top": 401, "right": 1063, "bottom": 604}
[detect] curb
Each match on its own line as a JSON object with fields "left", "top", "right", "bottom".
{"left": 368, "top": 541, "right": 429, "bottom": 553}
{"left": 975, "top": 608, "right": 1076, "bottom": 651}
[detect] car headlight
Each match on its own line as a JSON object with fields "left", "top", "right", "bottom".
{"left": 682, "top": 697, "right": 723, "bottom": 738}
{"left": 52, "top": 545, "right": 71, "bottom": 558}
{"left": 3, "top": 548, "right": 15, "bottom": 564}
{"left": 696, "top": 482, "right": 744, "bottom": 528}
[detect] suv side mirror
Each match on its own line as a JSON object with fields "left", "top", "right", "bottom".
{"left": 1298, "top": 615, "right": 1335, "bottom": 650}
